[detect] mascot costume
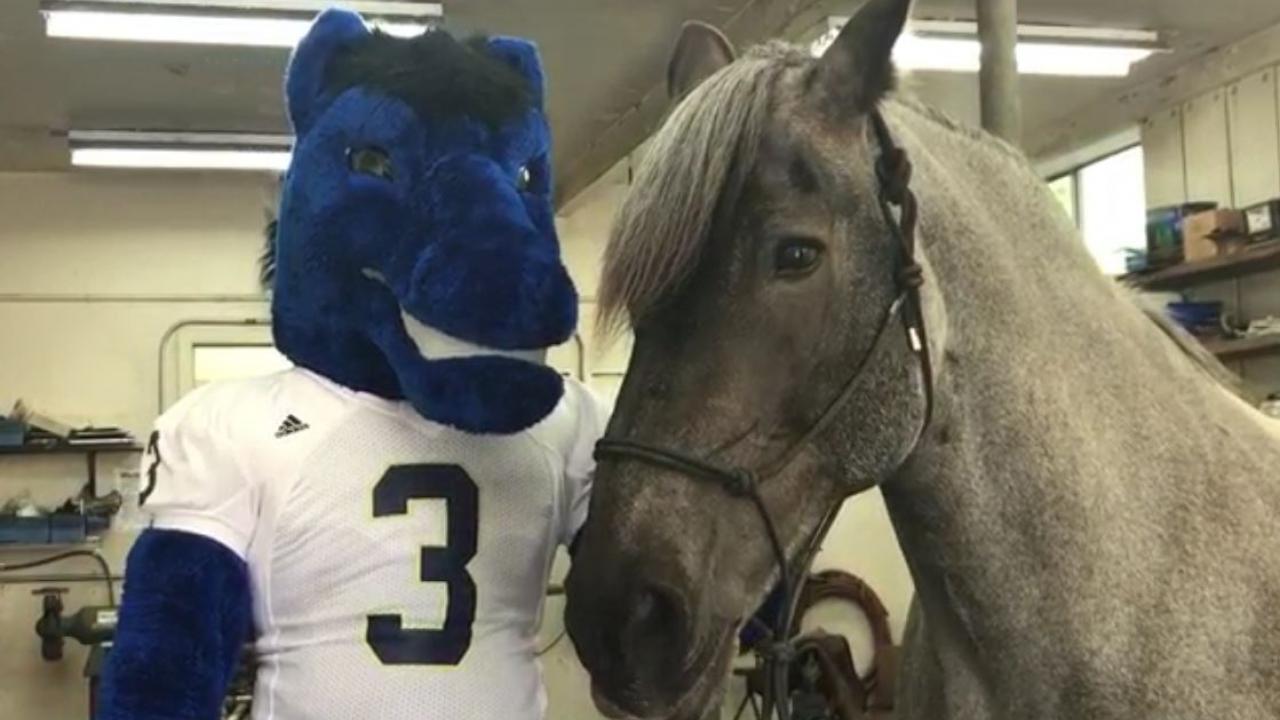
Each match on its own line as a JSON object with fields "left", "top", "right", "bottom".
{"left": 99, "top": 10, "right": 606, "bottom": 719}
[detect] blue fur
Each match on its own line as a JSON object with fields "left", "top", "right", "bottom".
{"left": 98, "top": 529, "right": 251, "bottom": 720}
{"left": 273, "top": 10, "right": 577, "bottom": 433}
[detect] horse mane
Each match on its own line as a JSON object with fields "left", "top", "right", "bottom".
{"left": 597, "top": 41, "right": 809, "bottom": 336}
{"left": 891, "top": 94, "right": 1024, "bottom": 163}
{"left": 325, "top": 30, "right": 532, "bottom": 129}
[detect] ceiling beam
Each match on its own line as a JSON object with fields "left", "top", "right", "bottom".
{"left": 554, "top": 0, "right": 841, "bottom": 208}
{"left": 1026, "top": 18, "right": 1280, "bottom": 161}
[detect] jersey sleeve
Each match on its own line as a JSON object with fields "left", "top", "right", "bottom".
{"left": 559, "top": 380, "right": 612, "bottom": 547}
{"left": 139, "top": 385, "right": 259, "bottom": 559}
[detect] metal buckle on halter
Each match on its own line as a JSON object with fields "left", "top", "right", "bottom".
{"left": 907, "top": 326, "right": 923, "bottom": 353}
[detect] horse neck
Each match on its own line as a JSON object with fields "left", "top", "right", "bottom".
{"left": 874, "top": 101, "right": 1280, "bottom": 701}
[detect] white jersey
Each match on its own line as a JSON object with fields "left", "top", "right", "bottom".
{"left": 139, "top": 367, "right": 607, "bottom": 720}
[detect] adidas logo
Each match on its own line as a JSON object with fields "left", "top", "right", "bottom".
{"left": 274, "top": 414, "right": 310, "bottom": 438}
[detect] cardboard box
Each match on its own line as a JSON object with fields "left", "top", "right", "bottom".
{"left": 1182, "top": 209, "right": 1246, "bottom": 262}
{"left": 1146, "top": 202, "right": 1216, "bottom": 266}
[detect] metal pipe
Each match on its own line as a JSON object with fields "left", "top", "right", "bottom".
{"left": 0, "top": 573, "right": 124, "bottom": 585}
{"left": 977, "top": 0, "right": 1022, "bottom": 145}
{"left": 0, "top": 293, "right": 266, "bottom": 304}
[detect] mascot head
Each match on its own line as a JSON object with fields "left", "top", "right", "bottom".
{"left": 266, "top": 10, "right": 577, "bottom": 434}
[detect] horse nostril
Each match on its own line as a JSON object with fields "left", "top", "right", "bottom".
{"left": 629, "top": 589, "right": 658, "bottom": 627}
{"left": 624, "top": 583, "right": 686, "bottom": 649}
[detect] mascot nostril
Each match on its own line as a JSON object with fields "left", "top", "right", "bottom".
{"left": 405, "top": 236, "right": 578, "bottom": 354}
{"left": 98, "top": 10, "right": 611, "bottom": 720}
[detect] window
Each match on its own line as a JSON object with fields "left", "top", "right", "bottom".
{"left": 1048, "top": 174, "right": 1076, "bottom": 225}
{"left": 162, "top": 321, "right": 280, "bottom": 408}
{"left": 1079, "top": 147, "right": 1146, "bottom": 276}
{"left": 1048, "top": 146, "right": 1146, "bottom": 276}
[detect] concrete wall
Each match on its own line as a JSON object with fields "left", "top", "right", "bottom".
{"left": 1140, "top": 66, "right": 1280, "bottom": 392}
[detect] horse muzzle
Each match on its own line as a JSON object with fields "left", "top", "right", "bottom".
{"left": 565, "top": 539, "right": 736, "bottom": 719}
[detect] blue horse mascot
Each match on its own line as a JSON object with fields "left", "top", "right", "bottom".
{"left": 99, "top": 10, "right": 607, "bottom": 720}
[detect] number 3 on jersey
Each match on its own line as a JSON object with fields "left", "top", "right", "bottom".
{"left": 367, "top": 464, "right": 479, "bottom": 666}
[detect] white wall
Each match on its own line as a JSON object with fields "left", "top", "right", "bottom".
{"left": 0, "top": 170, "right": 273, "bottom": 720}
{"left": 1140, "top": 66, "right": 1280, "bottom": 390}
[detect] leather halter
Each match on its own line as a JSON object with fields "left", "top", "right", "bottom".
{"left": 593, "top": 109, "right": 934, "bottom": 720}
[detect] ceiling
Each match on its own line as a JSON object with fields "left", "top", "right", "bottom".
{"left": 2, "top": 0, "right": 1280, "bottom": 206}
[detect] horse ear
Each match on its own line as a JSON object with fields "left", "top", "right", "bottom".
{"left": 285, "top": 9, "right": 370, "bottom": 135}
{"left": 814, "top": 0, "right": 911, "bottom": 114}
{"left": 486, "top": 37, "right": 547, "bottom": 109}
{"left": 667, "top": 21, "right": 737, "bottom": 102}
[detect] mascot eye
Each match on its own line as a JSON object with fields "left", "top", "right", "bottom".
{"left": 516, "top": 165, "right": 532, "bottom": 191}
{"left": 348, "top": 146, "right": 394, "bottom": 180}
{"left": 774, "top": 237, "right": 824, "bottom": 277}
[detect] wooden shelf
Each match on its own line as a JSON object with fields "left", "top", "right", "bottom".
{"left": 1126, "top": 240, "right": 1280, "bottom": 290}
{"left": 1202, "top": 334, "right": 1280, "bottom": 361}
{"left": 0, "top": 444, "right": 142, "bottom": 456}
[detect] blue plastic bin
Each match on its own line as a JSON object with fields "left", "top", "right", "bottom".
{"left": 0, "top": 418, "right": 24, "bottom": 448}
{"left": 49, "top": 514, "right": 88, "bottom": 544}
{"left": 0, "top": 516, "right": 52, "bottom": 544}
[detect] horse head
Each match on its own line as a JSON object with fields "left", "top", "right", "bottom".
{"left": 268, "top": 10, "right": 576, "bottom": 434}
{"left": 565, "top": 0, "right": 933, "bottom": 716}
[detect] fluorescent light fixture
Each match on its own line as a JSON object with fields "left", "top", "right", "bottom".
{"left": 810, "top": 18, "right": 1163, "bottom": 77}
{"left": 42, "top": 1, "right": 441, "bottom": 48}
{"left": 69, "top": 131, "right": 292, "bottom": 171}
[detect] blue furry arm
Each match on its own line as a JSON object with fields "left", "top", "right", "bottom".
{"left": 98, "top": 529, "right": 252, "bottom": 720}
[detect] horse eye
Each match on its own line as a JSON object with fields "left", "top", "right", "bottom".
{"left": 516, "top": 165, "right": 532, "bottom": 191}
{"left": 773, "top": 238, "right": 824, "bottom": 276}
{"left": 347, "top": 147, "right": 393, "bottom": 180}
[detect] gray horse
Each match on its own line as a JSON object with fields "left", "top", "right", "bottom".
{"left": 564, "top": 0, "right": 1280, "bottom": 718}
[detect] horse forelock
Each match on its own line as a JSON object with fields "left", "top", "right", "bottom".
{"left": 597, "top": 42, "right": 808, "bottom": 337}
{"left": 594, "top": 41, "right": 1024, "bottom": 339}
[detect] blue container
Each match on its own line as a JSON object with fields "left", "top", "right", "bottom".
{"left": 0, "top": 418, "right": 25, "bottom": 448}
{"left": 1166, "top": 301, "right": 1223, "bottom": 334}
{"left": 0, "top": 517, "right": 52, "bottom": 544}
{"left": 86, "top": 514, "right": 112, "bottom": 537}
{"left": 49, "top": 514, "right": 89, "bottom": 544}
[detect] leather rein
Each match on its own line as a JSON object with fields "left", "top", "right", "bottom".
{"left": 593, "top": 109, "right": 934, "bottom": 720}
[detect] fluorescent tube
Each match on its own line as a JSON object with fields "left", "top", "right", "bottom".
{"left": 42, "top": 1, "right": 439, "bottom": 47}
{"left": 69, "top": 131, "right": 292, "bottom": 171}
{"left": 811, "top": 19, "right": 1160, "bottom": 77}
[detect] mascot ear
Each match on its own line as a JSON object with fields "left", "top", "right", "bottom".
{"left": 285, "top": 9, "right": 371, "bottom": 135}
{"left": 485, "top": 37, "right": 546, "bottom": 109}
